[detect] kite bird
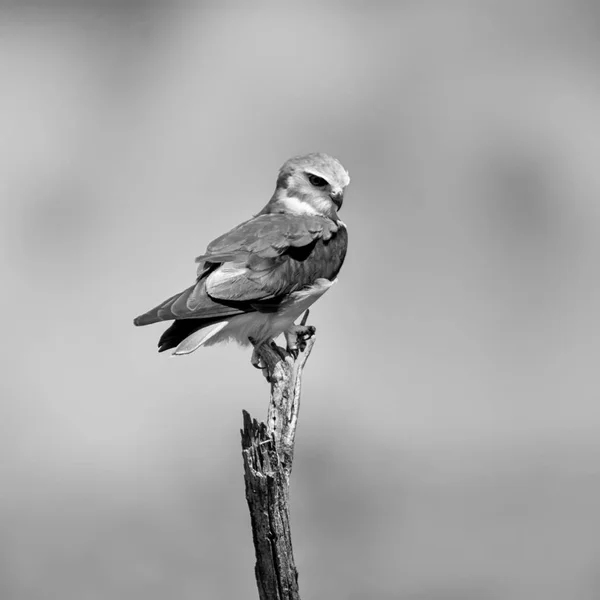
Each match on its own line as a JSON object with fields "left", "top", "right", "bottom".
{"left": 133, "top": 153, "right": 350, "bottom": 370}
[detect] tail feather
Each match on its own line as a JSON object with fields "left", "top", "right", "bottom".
{"left": 133, "top": 281, "right": 241, "bottom": 327}
{"left": 133, "top": 291, "right": 182, "bottom": 326}
{"left": 134, "top": 278, "right": 249, "bottom": 354}
{"left": 158, "top": 317, "right": 224, "bottom": 352}
{"left": 172, "top": 321, "right": 229, "bottom": 355}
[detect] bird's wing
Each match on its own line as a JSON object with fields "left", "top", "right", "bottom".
{"left": 197, "top": 213, "right": 345, "bottom": 303}
{"left": 133, "top": 213, "right": 346, "bottom": 326}
{"left": 196, "top": 213, "right": 339, "bottom": 264}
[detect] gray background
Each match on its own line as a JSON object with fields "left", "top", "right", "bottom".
{"left": 1, "top": 2, "right": 599, "bottom": 599}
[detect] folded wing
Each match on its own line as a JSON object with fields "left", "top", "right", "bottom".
{"left": 133, "top": 213, "right": 346, "bottom": 326}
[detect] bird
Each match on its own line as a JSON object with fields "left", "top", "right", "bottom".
{"left": 133, "top": 152, "right": 350, "bottom": 370}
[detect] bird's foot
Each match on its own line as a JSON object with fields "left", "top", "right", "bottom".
{"left": 270, "top": 340, "right": 288, "bottom": 360}
{"left": 249, "top": 337, "right": 288, "bottom": 382}
{"left": 285, "top": 324, "right": 316, "bottom": 359}
{"left": 249, "top": 337, "right": 270, "bottom": 381}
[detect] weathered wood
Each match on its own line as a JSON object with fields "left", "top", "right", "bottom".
{"left": 241, "top": 333, "right": 315, "bottom": 600}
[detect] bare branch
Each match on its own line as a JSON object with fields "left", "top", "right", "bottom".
{"left": 241, "top": 333, "right": 315, "bottom": 600}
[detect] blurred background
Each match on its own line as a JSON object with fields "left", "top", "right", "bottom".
{"left": 1, "top": 1, "right": 600, "bottom": 598}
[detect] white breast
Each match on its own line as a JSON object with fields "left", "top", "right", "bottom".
{"left": 204, "top": 277, "right": 337, "bottom": 347}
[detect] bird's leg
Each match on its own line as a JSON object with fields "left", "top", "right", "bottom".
{"left": 300, "top": 309, "right": 310, "bottom": 327}
{"left": 270, "top": 340, "right": 288, "bottom": 360}
{"left": 249, "top": 337, "right": 288, "bottom": 381}
{"left": 249, "top": 337, "right": 270, "bottom": 381}
{"left": 285, "top": 310, "right": 316, "bottom": 358}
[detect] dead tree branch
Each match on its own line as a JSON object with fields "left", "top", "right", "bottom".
{"left": 240, "top": 331, "right": 315, "bottom": 600}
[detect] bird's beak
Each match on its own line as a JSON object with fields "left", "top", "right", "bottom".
{"left": 330, "top": 190, "right": 344, "bottom": 209}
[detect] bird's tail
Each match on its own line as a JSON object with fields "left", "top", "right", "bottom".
{"left": 157, "top": 317, "right": 228, "bottom": 353}
{"left": 171, "top": 321, "right": 229, "bottom": 355}
{"left": 133, "top": 280, "right": 241, "bottom": 327}
{"left": 134, "top": 278, "right": 245, "bottom": 354}
{"left": 133, "top": 290, "right": 184, "bottom": 326}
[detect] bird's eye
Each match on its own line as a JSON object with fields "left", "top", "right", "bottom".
{"left": 308, "top": 174, "right": 328, "bottom": 187}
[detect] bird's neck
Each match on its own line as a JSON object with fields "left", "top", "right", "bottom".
{"left": 259, "top": 189, "right": 338, "bottom": 221}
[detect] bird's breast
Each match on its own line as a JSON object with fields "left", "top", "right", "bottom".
{"left": 205, "top": 278, "right": 337, "bottom": 347}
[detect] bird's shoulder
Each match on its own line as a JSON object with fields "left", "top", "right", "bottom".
{"left": 196, "top": 212, "right": 341, "bottom": 265}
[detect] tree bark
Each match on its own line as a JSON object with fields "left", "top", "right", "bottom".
{"left": 241, "top": 335, "right": 315, "bottom": 600}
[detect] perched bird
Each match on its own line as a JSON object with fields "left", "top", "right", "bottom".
{"left": 133, "top": 153, "right": 350, "bottom": 368}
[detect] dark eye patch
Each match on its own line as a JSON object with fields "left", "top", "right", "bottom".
{"left": 307, "top": 174, "right": 328, "bottom": 187}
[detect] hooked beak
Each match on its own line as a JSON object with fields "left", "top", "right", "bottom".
{"left": 330, "top": 190, "right": 344, "bottom": 209}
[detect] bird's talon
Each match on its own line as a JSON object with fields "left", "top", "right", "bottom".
{"left": 269, "top": 341, "right": 287, "bottom": 360}
{"left": 250, "top": 342, "right": 266, "bottom": 371}
{"left": 284, "top": 323, "right": 316, "bottom": 358}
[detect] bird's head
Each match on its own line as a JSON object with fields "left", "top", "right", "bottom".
{"left": 265, "top": 153, "right": 350, "bottom": 219}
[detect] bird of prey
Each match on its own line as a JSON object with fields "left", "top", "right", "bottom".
{"left": 133, "top": 153, "right": 350, "bottom": 368}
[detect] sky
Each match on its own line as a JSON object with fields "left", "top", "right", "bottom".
{"left": 1, "top": 2, "right": 600, "bottom": 599}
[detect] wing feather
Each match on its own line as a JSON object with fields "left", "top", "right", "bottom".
{"left": 205, "top": 220, "right": 347, "bottom": 303}
{"left": 133, "top": 213, "right": 346, "bottom": 326}
{"left": 195, "top": 214, "right": 338, "bottom": 263}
